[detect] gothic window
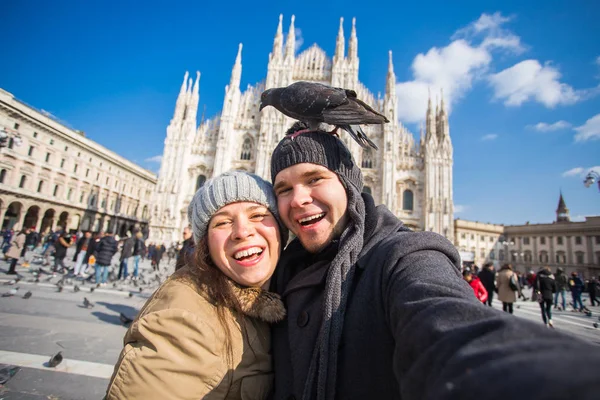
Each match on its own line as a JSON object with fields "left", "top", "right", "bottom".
{"left": 90, "top": 194, "right": 96, "bottom": 206}
{"left": 142, "top": 205, "right": 149, "bottom": 219}
{"left": 540, "top": 237, "right": 546, "bottom": 245}
{"left": 196, "top": 175, "right": 207, "bottom": 191}
{"left": 361, "top": 148, "right": 373, "bottom": 169}
{"left": 556, "top": 236, "right": 564, "bottom": 245}
{"left": 37, "top": 180, "right": 44, "bottom": 193}
{"left": 555, "top": 251, "right": 566, "bottom": 264}
{"left": 575, "top": 251, "right": 584, "bottom": 265}
{"left": 0, "top": 169, "right": 6, "bottom": 184}
{"left": 539, "top": 251, "right": 549, "bottom": 263}
{"left": 240, "top": 137, "right": 253, "bottom": 161}
{"left": 403, "top": 190, "right": 414, "bottom": 211}
{"left": 575, "top": 236, "right": 582, "bottom": 245}
{"left": 523, "top": 237, "right": 530, "bottom": 245}
{"left": 53, "top": 184, "right": 59, "bottom": 197}
{"left": 363, "top": 186, "right": 372, "bottom": 195}
{"left": 19, "top": 175, "right": 26, "bottom": 188}
{"left": 524, "top": 250, "right": 532, "bottom": 263}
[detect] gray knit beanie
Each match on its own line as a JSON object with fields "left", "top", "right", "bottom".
{"left": 188, "top": 171, "right": 286, "bottom": 244}
{"left": 271, "top": 131, "right": 364, "bottom": 192}
{"left": 271, "top": 130, "right": 366, "bottom": 400}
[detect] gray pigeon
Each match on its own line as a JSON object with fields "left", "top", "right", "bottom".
{"left": 22, "top": 291, "right": 32, "bottom": 299}
{"left": 260, "top": 81, "right": 388, "bottom": 149}
{"left": 47, "top": 351, "right": 63, "bottom": 368}
{"left": 83, "top": 297, "right": 94, "bottom": 308}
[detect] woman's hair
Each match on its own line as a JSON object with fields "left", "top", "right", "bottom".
{"left": 183, "top": 236, "right": 249, "bottom": 370}
{"left": 501, "top": 263, "right": 512, "bottom": 271}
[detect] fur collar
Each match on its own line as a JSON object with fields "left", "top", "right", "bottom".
{"left": 228, "top": 280, "right": 286, "bottom": 323}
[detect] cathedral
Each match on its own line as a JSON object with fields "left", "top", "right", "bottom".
{"left": 149, "top": 15, "right": 454, "bottom": 244}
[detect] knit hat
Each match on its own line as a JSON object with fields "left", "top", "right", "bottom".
{"left": 188, "top": 171, "right": 286, "bottom": 244}
{"left": 271, "top": 131, "right": 364, "bottom": 192}
{"left": 271, "top": 130, "right": 366, "bottom": 400}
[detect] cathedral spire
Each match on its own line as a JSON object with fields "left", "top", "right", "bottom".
{"left": 386, "top": 50, "right": 396, "bottom": 95}
{"left": 334, "top": 17, "right": 345, "bottom": 62}
{"left": 556, "top": 191, "right": 570, "bottom": 223}
{"left": 229, "top": 43, "right": 243, "bottom": 91}
{"left": 284, "top": 15, "right": 296, "bottom": 60}
{"left": 348, "top": 17, "right": 358, "bottom": 60}
{"left": 425, "top": 88, "right": 436, "bottom": 141}
{"left": 271, "top": 14, "right": 284, "bottom": 62}
{"left": 172, "top": 71, "right": 189, "bottom": 122}
{"left": 440, "top": 88, "right": 446, "bottom": 116}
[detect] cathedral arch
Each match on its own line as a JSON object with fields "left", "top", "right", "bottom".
{"left": 196, "top": 175, "right": 206, "bottom": 191}
{"left": 240, "top": 135, "right": 254, "bottom": 161}
{"left": 403, "top": 190, "right": 414, "bottom": 211}
{"left": 361, "top": 148, "right": 373, "bottom": 169}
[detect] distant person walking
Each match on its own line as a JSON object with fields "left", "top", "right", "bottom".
{"left": 478, "top": 262, "right": 496, "bottom": 306}
{"left": 131, "top": 232, "right": 145, "bottom": 280}
{"left": 535, "top": 266, "right": 557, "bottom": 328}
{"left": 73, "top": 231, "right": 92, "bottom": 277}
{"left": 6, "top": 227, "right": 29, "bottom": 275}
{"left": 588, "top": 276, "right": 600, "bottom": 306}
{"left": 93, "top": 232, "right": 118, "bottom": 287}
{"left": 497, "top": 264, "right": 518, "bottom": 314}
{"left": 175, "top": 226, "right": 194, "bottom": 271}
{"left": 569, "top": 272, "right": 585, "bottom": 312}
{"left": 53, "top": 229, "right": 72, "bottom": 275}
{"left": 118, "top": 235, "right": 134, "bottom": 280}
{"left": 554, "top": 268, "right": 568, "bottom": 310}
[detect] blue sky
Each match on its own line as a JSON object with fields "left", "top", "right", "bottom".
{"left": 1, "top": 0, "right": 599, "bottom": 225}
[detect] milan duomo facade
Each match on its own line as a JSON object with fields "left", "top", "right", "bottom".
{"left": 149, "top": 15, "right": 454, "bottom": 244}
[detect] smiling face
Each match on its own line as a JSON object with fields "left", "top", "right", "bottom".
{"left": 274, "top": 163, "right": 348, "bottom": 253}
{"left": 207, "top": 202, "right": 281, "bottom": 288}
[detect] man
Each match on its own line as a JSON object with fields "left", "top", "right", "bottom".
{"left": 477, "top": 262, "right": 496, "bottom": 306}
{"left": 175, "top": 226, "right": 194, "bottom": 271}
{"left": 131, "top": 232, "right": 145, "bottom": 280}
{"left": 52, "top": 228, "right": 71, "bottom": 275}
{"left": 588, "top": 276, "right": 599, "bottom": 307}
{"left": 118, "top": 235, "right": 134, "bottom": 280}
{"left": 269, "top": 130, "right": 600, "bottom": 400}
{"left": 554, "top": 267, "right": 568, "bottom": 310}
{"left": 569, "top": 272, "right": 585, "bottom": 312}
{"left": 73, "top": 231, "right": 92, "bottom": 277}
{"left": 93, "top": 232, "right": 118, "bottom": 287}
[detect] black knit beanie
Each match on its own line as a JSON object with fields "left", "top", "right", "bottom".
{"left": 271, "top": 130, "right": 366, "bottom": 400}
{"left": 270, "top": 131, "right": 364, "bottom": 193}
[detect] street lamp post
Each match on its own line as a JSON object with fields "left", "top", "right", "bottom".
{"left": 583, "top": 171, "right": 600, "bottom": 191}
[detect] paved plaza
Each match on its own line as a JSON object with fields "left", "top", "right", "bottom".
{"left": 1, "top": 252, "right": 600, "bottom": 399}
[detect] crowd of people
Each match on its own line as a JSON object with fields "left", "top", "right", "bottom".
{"left": 461, "top": 262, "right": 599, "bottom": 327}
{"left": 1, "top": 226, "right": 192, "bottom": 287}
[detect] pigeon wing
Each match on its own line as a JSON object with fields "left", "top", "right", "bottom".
{"left": 322, "top": 95, "right": 389, "bottom": 125}
{"left": 279, "top": 82, "right": 347, "bottom": 121}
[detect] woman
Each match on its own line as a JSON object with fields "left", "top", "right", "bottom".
{"left": 463, "top": 270, "right": 488, "bottom": 304}
{"left": 106, "top": 171, "right": 287, "bottom": 399}
{"left": 6, "top": 227, "right": 28, "bottom": 275}
{"left": 535, "top": 266, "right": 556, "bottom": 327}
{"left": 497, "top": 263, "right": 517, "bottom": 314}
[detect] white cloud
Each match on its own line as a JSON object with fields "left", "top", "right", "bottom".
{"left": 561, "top": 167, "right": 584, "bottom": 177}
{"left": 574, "top": 113, "right": 600, "bottom": 142}
{"left": 561, "top": 166, "right": 600, "bottom": 177}
{"left": 294, "top": 28, "right": 304, "bottom": 54}
{"left": 144, "top": 155, "right": 163, "bottom": 163}
{"left": 488, "top": 60, "right": 581, "bottom": 107}
{"left": 528, "top": 120, "right": 571, "bottom": 132}
{"left": 396, "top": 12, "right": 519, "bottom": 123}
{"left": 454, "top": 204, "right": 468, "bottom": 214}
{"left": 481, "top": 134, "right": 498, "bottom": 141}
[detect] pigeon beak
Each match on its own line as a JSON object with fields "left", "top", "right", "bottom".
{"left": 259, "top": 101, "right": 265, "bottom": 111}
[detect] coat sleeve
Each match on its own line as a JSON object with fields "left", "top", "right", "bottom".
{"left": 106, "top": 309, "right": 228, "bottom": 400}
{"left": 385, "top": 250, "right": 600, "bottom": 400}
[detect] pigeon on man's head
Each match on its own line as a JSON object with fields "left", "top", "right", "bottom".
{"left": 260, "top": 81, "right": 388, "bottom": 149}
{"left": 47, "top": 351, "right": 63, "bottom": 368}
{"left": 22, "top": 291, "right": 32, "bottom": 299}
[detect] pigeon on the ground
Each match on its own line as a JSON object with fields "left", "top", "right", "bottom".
{"left": 89, "top": 287, "right": 95, "bottom": 293}
{"left": 139, "top": 287, "right": 143, "bottom": 293}
{"left": 260, "top": 81, "right": 388, "bottom": 149}
{"left": 129, "top": 292, "right": 134, "bottom": 298}
{"left": 22, "top": 291, "right": 32, "bottom": 299}
{"left": 56, "top": 285, "right": 63, "bottom": 293}
{"left": 47, "top": 351, "right": 63, "bottom": 368}
{"left": 120, "top": 313, "right": 133, "bottom": 326}
{"left": 74, "top": 285, "right": 80, "bottom": 293}
{"left": 83, "top": 297, "right": 94, "bottom": 308}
